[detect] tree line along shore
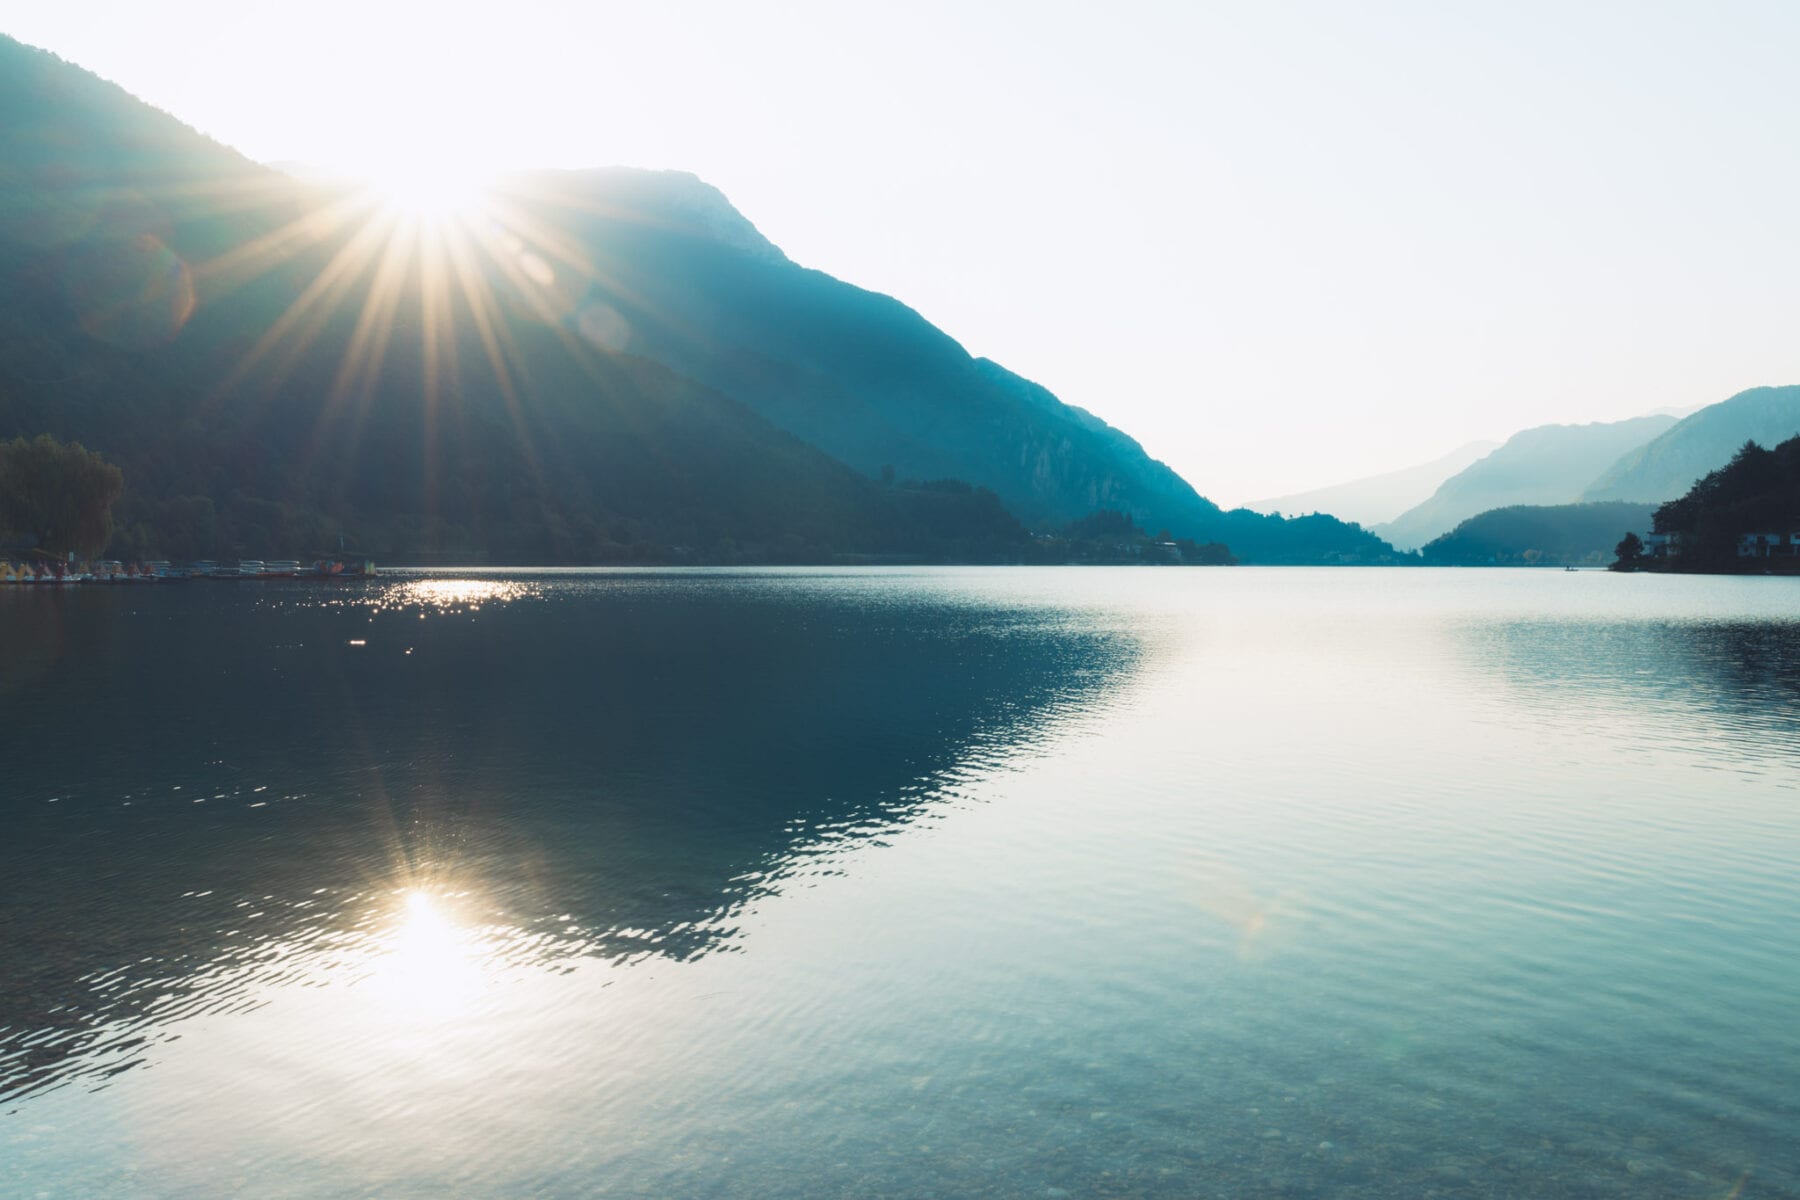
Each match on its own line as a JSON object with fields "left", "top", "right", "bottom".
{"left": 0, "top": 433, "right": 1239, "bottom": 570}
{"left": 9, "top": 423, "right": 1795, "bottom": 576}
{"left": 1, "top": 557, "right": 376, "bottom": 584}
{"left": 1611, "top": 437, "right": 1800, "bottom": 573}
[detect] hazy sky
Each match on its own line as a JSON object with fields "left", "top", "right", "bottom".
{"left": 9, "top": 1, "right": 1800, "bottom": 504}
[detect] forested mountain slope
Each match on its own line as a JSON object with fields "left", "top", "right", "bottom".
{"left": 1419, "top": 501, "right": 1656, "bottom": 566}
{"left": 0, "top": 35, "right": 1395, "bottom": 563}
{"left": 476, "top": 168, "right": 1396, "bottom": 562}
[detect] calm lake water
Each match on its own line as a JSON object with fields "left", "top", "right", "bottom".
{"left": 2, "top": 567, "right": 1797, "bottom": 1198}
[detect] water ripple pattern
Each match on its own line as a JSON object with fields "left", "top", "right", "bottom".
{"left": 1, "top": 567, "right": 1796, "bottom": 1199}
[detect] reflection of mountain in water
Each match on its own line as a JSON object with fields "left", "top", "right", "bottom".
{"left": 0, "top": 574, "right": 1142, "bottom": 1101}
{"left": 1456, "top": 615, "right": 1800, "bottom": 749}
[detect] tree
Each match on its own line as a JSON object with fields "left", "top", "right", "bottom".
{"left": 0, "top": 435, "right": 126, "bottom": 558}
{"left": 1175, "top": 537, "right": 1237, "bottom": 565}
{"left": 1610, "top": 530, "right": 1644, "bottom": 572}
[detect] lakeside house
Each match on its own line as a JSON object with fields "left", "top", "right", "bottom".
{"left": 1637, "top": 529, "right": 1800, "bottom": 564}
{"left": 1737, "top": 531, "right": 1800, "bottom": 558}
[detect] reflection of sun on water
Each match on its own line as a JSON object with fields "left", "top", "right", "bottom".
{"left": 368, "top": 891, "right": 483, "bottom": 1019}
{"left": 387, "top": 578, "right": 537, "bottom": 613}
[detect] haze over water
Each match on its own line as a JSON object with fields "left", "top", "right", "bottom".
{"left": 2, "top": 568, "right": 1797, "bottom": 1198}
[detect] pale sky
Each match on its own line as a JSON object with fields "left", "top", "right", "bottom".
{"left": 8, "top": 1, "right": 1800, "bottom": 505}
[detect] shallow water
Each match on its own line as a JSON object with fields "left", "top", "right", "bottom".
{"left": 2, "top": 567, "right": 1796, "bottom": 1198}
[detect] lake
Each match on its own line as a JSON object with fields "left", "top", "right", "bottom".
{"left": 2, "top": 567, "right": 1796, "bottom": 1198}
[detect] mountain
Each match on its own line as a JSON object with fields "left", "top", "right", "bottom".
{"left": 0, "top": 36, "right": 1396, "bottom": 564}
{"left": 1373, "top": 415, "right": 1676, "bottom": 551}
{"left": 473, "top": 168, "right": 1396, "bottom": 562}
{"left": 1250, "top": 439, "right": 1499, "bottom": 527}
{"left": 2, "top": 41, "right": 1051, "bottom": 564}
{"left": 487, "top": 167, "right": 1211, "bottom": 532}
{"left": 1419, "top": 501, "right": 1656, "bottom": 566}
{"left": 1582, "top": 385, "right": 1800, "bottom": 503}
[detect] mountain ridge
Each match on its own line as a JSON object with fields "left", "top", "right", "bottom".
{"left": 1374, "top": 415, "right": 1676, "bottom": 551}
{"left": 1582, "top": 385, "right": 1800, "bottom": 502}
{"left": 0, "top": 34, "right": 1398, "bottom": 564}
{"left": 1419, "top": 501, "right": 1656, "bottom": 566}
{"left": 502, "top": 167, "right": 1396, "bottom": 560}
{"left": 1250, "top": 439, "right": 1500, "bottom": 528}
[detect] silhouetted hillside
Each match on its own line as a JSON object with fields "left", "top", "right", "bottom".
{"left": 1583, "top": 386, "right": 1800, "bottom": 503}
{"left": 0, "top": 39, "right": 1020, "bottom": 563}
{"left": 0, "top": 37, "right": 1393, "bottom": 563}
{"left": 1375, "top": 415, "right": 1674, "bottom": 550}
{"left": 1645, "top": 436, "right": 1800, "bottom": 572}
{"left": 481, "top": 168, "right": 1396, "bottom": 563}
{"left": 1420, "top": 501, "right": 1656, "bottom": 566}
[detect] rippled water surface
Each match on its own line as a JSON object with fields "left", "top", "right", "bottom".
{"left": 2, "top": 567, "right": 1797, "bottom": 1198}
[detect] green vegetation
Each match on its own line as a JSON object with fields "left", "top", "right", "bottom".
{"left": 1609, "top": 531, "right": 1644, "bottom": 571}
{"left": 1637, "top": 437, "right": 1800, "bottom": 572}
{"left": 0, "top": 434, "right": 124, "bottom": 557}
{"left": 1419, "top": 501, "right": 1656, "bottom": 566}
{"left": 1030, "top": 510, "right": 1236, "bottom": 565}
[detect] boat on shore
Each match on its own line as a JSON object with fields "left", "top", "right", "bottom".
{"left": 308, "top": 557, "right": 378, "bottom": 579}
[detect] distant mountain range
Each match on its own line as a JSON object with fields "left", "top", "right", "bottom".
{"left": 1250, "top": 439, "right": 1499, "bottom": 528}
{"left": 1344, "top": 387, "right": 1800, "bottom": 553}
{"left": 0, "top": 36, "right": 1397, "bottom": 565}
{"left": 1582, "top": 386, "right": 1800, "bottom": 502}
{"left": 1373, "top": 415, "right": 1677, "bottom": 551}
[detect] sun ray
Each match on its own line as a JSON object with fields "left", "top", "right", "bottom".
{"left": 176, "top": 163, "right": 731, "bottom": 542}
{"left": 193, "top": 191, "right": 372, "bottom": 294}
{"left": 442, "top": 228, "right": 521, "bottom": 405}
{"left": 417, "top": 218, "right": 455, "bottom": 537}
{"left": 63, "top": 168, "right": 301, "bottom": 229}
{"left": 434, "top": 197, "right": 713, "bottom": 502}
{"left": 477, "top": 179, "right": 734, "bottom": 362}
{"left": 441, "top": 221, "right": 544, "bottom": 488}
{"left": 209, "top": 205, "right": 400, "bottom": 406}
{"left": 474, "top": 191, "right": 601, "bottom": 282}
{"left": 300, "top": 209, "right": 417, "bottom": 490}
{"left": 478, "top": 186, "right": 671, "bottom": 323}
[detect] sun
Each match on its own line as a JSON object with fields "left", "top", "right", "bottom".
{"left": 364, "top": 160, "right": 490, "bottom": 224}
